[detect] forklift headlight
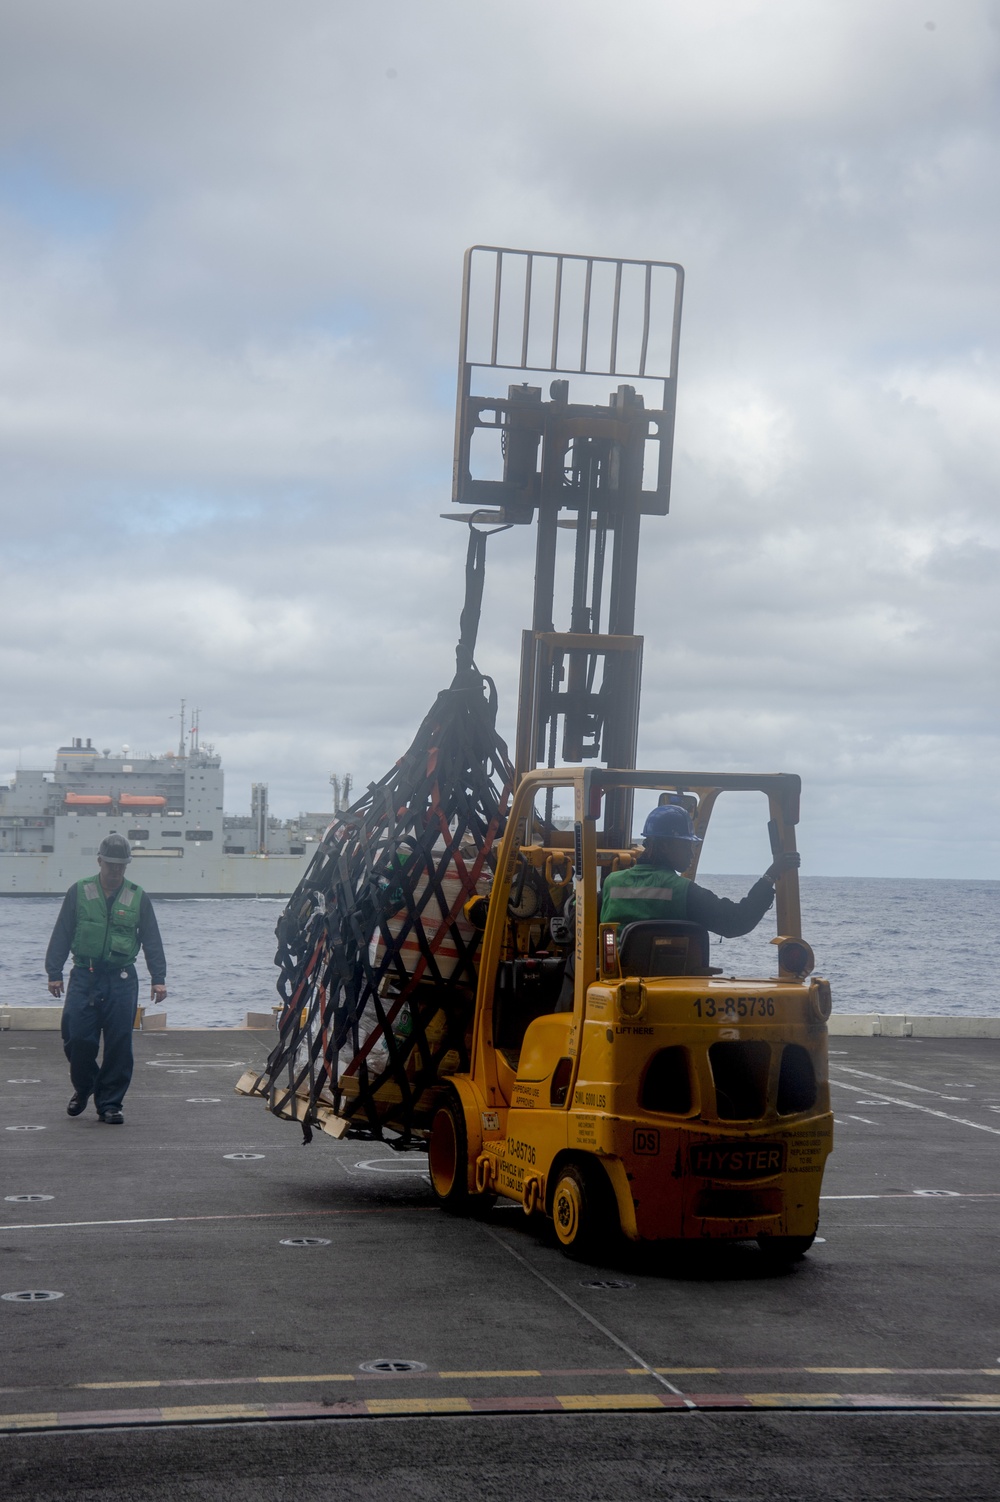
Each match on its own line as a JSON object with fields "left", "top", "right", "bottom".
{"left": 771, "top": 936, "right": 815, "bottom": 980}
{"left": 810, "top": 978, "right": 833, "bottom": 1021}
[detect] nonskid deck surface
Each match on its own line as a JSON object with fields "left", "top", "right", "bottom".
{"left": 3, "top": 1029, "right": 1000, "bottom": 1494}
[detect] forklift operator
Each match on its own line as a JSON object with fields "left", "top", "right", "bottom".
{"left": 600, "top": 804, "right": 800, "bottom": 938}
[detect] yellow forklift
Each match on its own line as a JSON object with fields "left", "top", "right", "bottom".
{"left": 427, "top": 764, "right": 832, "bottom": 1261}
{"left": 428, "top": 247, "right": 833, "bottom": 1259}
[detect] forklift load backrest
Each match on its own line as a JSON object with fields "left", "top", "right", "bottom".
{"left": 493, "top": 956, "right": 569, "bottom": 1060}
{"left": 617, "top": 920, "right": 710, "bottom": 977}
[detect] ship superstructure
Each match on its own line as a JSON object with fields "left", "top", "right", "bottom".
{"left": 0, "top": 737, "right": 332, "bottom": 897}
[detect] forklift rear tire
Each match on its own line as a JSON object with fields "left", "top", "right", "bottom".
{"left": 551, "top": 1160, "right": 619, "bottom": 1261}
{"left": 756, "top": 1233, "right": 815, "bottom": 1264}
{"left": 428, "top": 1097, "right": 495, "bottom": 1217}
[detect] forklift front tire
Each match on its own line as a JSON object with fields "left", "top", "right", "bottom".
{"left": 551, "top": 1160, "right": 619, "bottom": 1260}
{"left": 429, "top": 1096, "right": 495, "bottom": 1217}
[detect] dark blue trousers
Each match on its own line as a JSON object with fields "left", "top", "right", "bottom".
{"left": 61, "top": 963, "right": 140, "bottom": 1113}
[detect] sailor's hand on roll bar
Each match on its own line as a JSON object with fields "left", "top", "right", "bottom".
{"left": 764, "top": 851, "right": 800, "bottom": 883}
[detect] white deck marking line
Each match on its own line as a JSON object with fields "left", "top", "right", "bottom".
{"left": 6, "top": 1191, "right": 997, "bottom": 1230}
{"left": 847, "top": 1116, "right": 877, "bottom": 1125}
{"left": 821, "top": 1192, "right": 1000, "bottom": 1200}
{"left": 7, "top": 1191, "right": 994, "bottom": 1230}
{"left": 832, "top": 1066, "right": 975, "bottom": 1100}
{"left": 1, "top": 1207, "right": 435, "bottom": 1231}
{"left": 829, "top": 1079, "right": 1000, "bottom": 1138}
{"left": 482, "top": 1226, "right": 695, "bottom": 1408}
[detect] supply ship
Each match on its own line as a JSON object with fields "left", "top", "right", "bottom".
{"left": 0, "top": 733, "right": 335, "bottom": 897}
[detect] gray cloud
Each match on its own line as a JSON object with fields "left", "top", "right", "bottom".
{"left": 0, "top": 0, "right": 998, "bottom": 876}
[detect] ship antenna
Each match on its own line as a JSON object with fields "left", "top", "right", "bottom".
{"left": 178, "top": 699, "right": 186, "bottom": 759}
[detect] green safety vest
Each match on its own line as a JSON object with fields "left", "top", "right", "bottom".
{"left": 600, "top": 865, "right": 689, "bottom": 925}
{"left": 71, "top": 877, "right": 144, "bottom": 966}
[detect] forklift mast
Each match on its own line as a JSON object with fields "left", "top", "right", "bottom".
{"left": 451, "top": 246, "right": 684, "bottom": 848}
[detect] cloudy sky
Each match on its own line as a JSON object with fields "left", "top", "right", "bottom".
{"left": 1, "top": 0, "right": 997, "bottom": 878}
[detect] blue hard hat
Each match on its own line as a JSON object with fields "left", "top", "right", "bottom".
{"left": 642, "top": 804, "right": 701, "bottom": 843}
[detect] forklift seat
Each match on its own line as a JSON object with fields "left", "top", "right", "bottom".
{"left": 617, "top": 919, "right": 711, "bottom": 977}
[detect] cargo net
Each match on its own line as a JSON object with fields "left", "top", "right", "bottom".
{"left": 254, "top": 670, "right": 512, "bottom": 1146}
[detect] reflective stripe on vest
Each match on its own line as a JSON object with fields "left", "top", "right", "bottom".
{"left": 600, "top": 866, "right": 690, "bottom": 925}
{"left": 71, "top": 877, "right": 144, "bottom": 966}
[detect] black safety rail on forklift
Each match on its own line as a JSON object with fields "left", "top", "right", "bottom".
{"left": 449, "top": 246, "right": 683, "bottom": 848}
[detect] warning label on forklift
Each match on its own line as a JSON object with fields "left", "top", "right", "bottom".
{"left": 689, "top": 1142, "right": 787, "bottom": 1179}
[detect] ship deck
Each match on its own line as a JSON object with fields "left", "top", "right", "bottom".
{"left": 3, "top": 1027, "right": 999, "bottom": 1498}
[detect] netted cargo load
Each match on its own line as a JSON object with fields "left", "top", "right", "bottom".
{"left": 241, "top": 653, "right": 513, "bottom": 1145}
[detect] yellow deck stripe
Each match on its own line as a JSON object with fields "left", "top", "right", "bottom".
{"left": 747, "top": 1393, "right": 852, "bottom": 1406}
{"left": 24, "top": 1364, "right": 1000, "bottom": 1401}
{"left": 558, "top": 1394, "right": 665, "bottom": 1411}
{"left": 4, "top": 1391, "right": 1000, "bottom": 1432}
{"left": 0, "top": 1412, "right": 59, "bottom": 1430}
{"left": 81, "top": 1381, "right": 163, "bottom": 1390}
{"left": 366, "top": 1397, "right": 472, "bottom": 1415}
{"left": 159, "top": 1404, "right": 271, "bottom": 1421}
{"left": 79, "top": 1374, "right": 357, "bottom": 1391}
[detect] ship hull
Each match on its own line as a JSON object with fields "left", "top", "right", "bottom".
{"left": 1, "top": 735, "right": 329, "bottom": 898}
{"left": 0, "top": 849, "right": 312, "bottom": 898}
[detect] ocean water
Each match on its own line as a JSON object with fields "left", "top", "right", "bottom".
{"left": 2, "top": 878, "right": 998, "bottom": 1028}
{"left": 706, "top": 875, "right": 1000, "bottom": 1017}
{"left": 2, "top": 897, "right": 286, "bottom": 1029}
